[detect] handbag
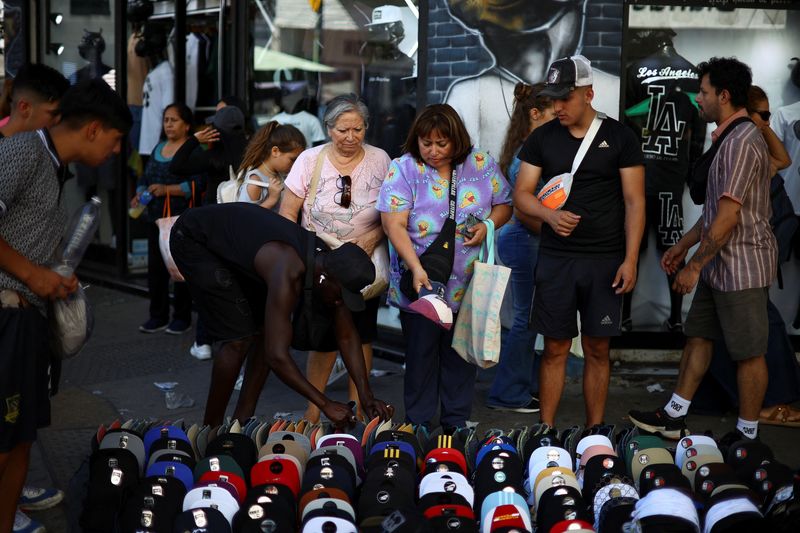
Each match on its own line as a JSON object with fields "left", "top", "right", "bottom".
{"left": 537, "top": 112, "right": 605, "bottom": 210}
{"left": 156, "top": 183, "right": 194, "bottom": 282}
{"left": 451, "top": 219, "right": 511, "bottom": 369}
{"left": 305, "top": 146, "right": 389, "bottom": 299}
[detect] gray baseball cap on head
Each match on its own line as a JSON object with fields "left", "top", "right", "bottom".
{"left": 540, "top": 55, "right": 594, "bottom": 99}
{"left": 205, "top": 105, "right": 245, "bottom": 134}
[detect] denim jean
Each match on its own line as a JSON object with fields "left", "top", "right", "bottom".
{"left": 487, "top": 221, "right": 541, "bottom": 407}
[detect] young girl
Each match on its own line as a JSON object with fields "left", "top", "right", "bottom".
{"left": 132, "top": 103, "right": 202, "bottom": 334}
{"left": 236, "top": 121, "right": 306, "bottom": 209}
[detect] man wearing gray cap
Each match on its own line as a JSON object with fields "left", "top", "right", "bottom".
{"left": 514, "top": 55, "right": 645, "bottom": 430}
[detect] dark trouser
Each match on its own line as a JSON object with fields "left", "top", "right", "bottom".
{"left": 147, "top": 223, "right": 191, "bottom": 323}
{"left": 400, "top": 310, "right": 476, "bottom": 429}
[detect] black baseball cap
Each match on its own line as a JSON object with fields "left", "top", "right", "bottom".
{"left": 540, "top": 55, "right": 594, "bottom": 99}
{"left": 204, "top": 105, "right": 245, "bottom": 135}
{"left": 322, "top": 243, "right": 375, "bottom": 312}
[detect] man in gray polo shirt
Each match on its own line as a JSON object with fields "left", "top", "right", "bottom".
{"left": 630, "top": 57, "right": 777, "bottom": 443}
{"left": 0, "top": 79, "right": 131, "bottom": 533}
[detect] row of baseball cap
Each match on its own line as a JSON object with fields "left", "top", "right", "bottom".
{"left": 78, "top": 417, "right": 799, "bottom": 532}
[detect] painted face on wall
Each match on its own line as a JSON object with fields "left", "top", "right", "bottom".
{"left": 448, "top": 0, "right": 586, "bottom": 83}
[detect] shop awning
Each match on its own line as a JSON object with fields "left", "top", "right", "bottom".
{"left": 253, "top": 47, "right": 336, "bottom": 72}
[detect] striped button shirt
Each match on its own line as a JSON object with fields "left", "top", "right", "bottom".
{"left": 701, "top": 111, "right": 777, "bottom": 291}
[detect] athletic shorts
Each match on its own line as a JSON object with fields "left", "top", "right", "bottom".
{"left": 642, "top": 191, "right": 684, "bottom": 251}
{"left": 531, "top": 254, "right": 623, "bottom": 339}
{"left": 683, "top": 280, "right": 769, "bottom": 361}
{"left": 0, "top": 307, "right": 52, "bottom": 451}
{"left": 171, "top": 228, "right": 380, "bottom": 349}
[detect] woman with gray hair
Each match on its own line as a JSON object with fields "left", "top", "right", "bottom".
{"left": 280, "top": 93, "right": 390, "bottom": 423}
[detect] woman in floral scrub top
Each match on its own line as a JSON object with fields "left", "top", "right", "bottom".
{"left": 378, "top": 104, "right": 512, "bottom": 430}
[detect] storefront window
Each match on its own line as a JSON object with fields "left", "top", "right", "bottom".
{"left": 251, "top": 0, "right": 419, "bottom": 158}
{"left": 39, "top": 0, "right": 122, "bottom": 266}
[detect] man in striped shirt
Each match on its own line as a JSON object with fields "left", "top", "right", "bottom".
{"left": 629, "top": 57, "right": 777, "bottom": 442}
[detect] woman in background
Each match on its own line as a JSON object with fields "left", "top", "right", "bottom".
{"left": 486, "top": 82, "right": 556, "bottom": 413}
{"left": 132, "top": 103, "right": 201, "bottom": 335}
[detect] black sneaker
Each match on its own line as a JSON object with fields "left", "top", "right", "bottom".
{"left": 166, "top": 319, "right": 191, "bottom": 335}
{"left": 717, "top": 428, "right": 758, "bottom": 454}
{"left": 628, "top": 407, "right": 687, "bottom": 440}
{"left": 486, "top": 397, "right": 540, "bottom": 413}
{"left": 139, "top": 318, "right": 168, "bottom": 333}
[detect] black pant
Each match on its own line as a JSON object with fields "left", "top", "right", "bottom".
{"left": 147, "top": 223, "right": 191, "bottom": 323}
{"left": 400, "top": 310, "right": 476, "bottom": 429}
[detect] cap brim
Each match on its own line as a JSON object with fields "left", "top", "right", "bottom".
{"left": 205, "top": 115, "right": 216, "bottom": 125}
{"left": 341, "top": 288, "right": 366, "bottom": 313}
{"left": 539, "top": 84, "right": 573, "bottom": 99}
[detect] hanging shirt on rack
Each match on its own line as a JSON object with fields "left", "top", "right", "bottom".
{"left": 140, "top": 60, "right": 174, "bottom": 155}
{"left": 185, "top": 32, "right": 200, "bottom": 110}
{"left": 625, "top": 48, "right": 706, "bottom": 196}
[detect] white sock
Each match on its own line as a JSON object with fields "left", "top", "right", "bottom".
{"left": 736, "top": 418, "right": 758, "bottom": 439}
{"left": 663, "top": 393, "right": 690, "bottom": 418}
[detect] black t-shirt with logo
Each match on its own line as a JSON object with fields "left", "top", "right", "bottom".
{"left": 519, "top": 116, "right": 644, "bottom": 258}
{"left": 625, "top": 49, "right": 706, "bottom": 195}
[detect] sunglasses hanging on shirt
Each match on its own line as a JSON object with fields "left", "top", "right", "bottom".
{"left": 335, "top": 175, "right": 351, "bottom": 208}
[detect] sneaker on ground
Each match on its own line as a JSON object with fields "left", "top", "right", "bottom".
{"left": 486, "top": 397, "right": 540, "bottom": 413}
{"left": 628, "top": 407, "right": 687, "bottom": 440}
{"left": 327, "top": 357, "right": 348, "bottom": 386}
{"left": 165, "top": 319, "right": 191, "bottom": 335}
{"left": 19, "top": 485, "right": 64, "bottom": 511}
{"left": 189, "top": 342, "right": 212, "bottom": 360}
{"left": 139, "top": 318, "right": 168, "bottom": 333}
{"left": 14, "top": 510, "right": 45, "bottom": 533}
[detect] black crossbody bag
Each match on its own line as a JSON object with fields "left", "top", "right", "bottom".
{"left": 399, "top": 169, "right": 458, "bottom": 300}
{"left": 291, "top": 231, "right": 333, "bottom": 351}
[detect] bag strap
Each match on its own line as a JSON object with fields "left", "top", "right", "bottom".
{"left": 305, "top": 145, "right": 331, "bottom": 229}
{"left": 570, "top": 112, "right": 605, "bottom": 176}
{"left": 478, "top": 218, "right": 496, "bottom": 265}
{"left": 162, "top": 190, "right": 171, "bottom": 218}
{"left": 189, "top": 181, "right": 195, "bottom": 208}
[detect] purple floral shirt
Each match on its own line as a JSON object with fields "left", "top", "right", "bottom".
{"left": 376, "top": 150, "right": 511, "bottom": 312}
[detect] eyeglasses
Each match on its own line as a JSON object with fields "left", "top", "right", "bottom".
{"left": 756, "top": 110, "right": 771, "bottom": 122}
{"left": 335, "top": 175, "right": 351, "bottom": 208}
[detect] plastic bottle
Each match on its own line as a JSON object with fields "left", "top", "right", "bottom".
{"left": 128, "top": 190, "right": 153, "bottom": 219}
{"left": 52, "top": 196, "right": 102, "bottom": 277}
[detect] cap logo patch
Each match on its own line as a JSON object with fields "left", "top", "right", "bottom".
{"left": 654, "top": 477, "right": 664, "bottom": 487}
{"left": 682, "top": 438, "right": 693, "bottom": 448}
{"left": 603, "top": 458, "right": 615, "bottom": 469}
{"left": 192, "top": 509, "right": 208, "bottom": 527}
{"left": 736, "top": 448, "right": 747, "bottom": 459}
{"left": 494, "top": 471, "right": 507, "bottom": 483}
{"left": 265, "top": 485, "right": 279, "bottom": 495}
{"left": 377, "top": 490, "right": 390, "bottom": 503}
{"left": 547, "top": 450, "right": 561, "bottom": 461}
{"left": 563, "top": 497, "right": 576, "bottom": 506}
{"left": 447, "top": 518, "right": 462, "bottom": 529}
{"left": 140, "top": 510, "right": 153, "bottom": 527}
{"left": 248, "top": 505, "right": 264, "bottom": 519}
{"left": 437, "top": 464, "right": 450, "bottom": 472}
{"left": 699, "top": 466, "right": 710, "bottom": 477}
{"left": 686, "top": 449, "right": 697, "bottom": 458}
{"left": 686, "top": 461, "right": 696, "bottom": 471}
{"left": 444, "top": 481, "right": 457, "bottom": 492}
{"left": 320, "top": 466, "right": 334, "bottom": 479}
{"left": 563, "top": 509, "right": 578, "bottom": 520}
{"left": 552, "top": 475, "right": 567, "bottom": 487}
{"left": 702, "top": 480, "right": 714, "bottom": 493}
{"left": 610, "top": 487, "right": 622, "bottom": 498}
{"left": 638, "top": 454, "right": 649, "bottom": 465}
{"left": 547, "top": 67, "right": 560, "bottom": 84}
{"left": 492, "top": 457, "right": 505, "bottom": 470}
{"left": 755, "top": 469, "right": 767, "bottom": 481}
{"left": 260, "top": 519, "right": 278, "bottom": 532}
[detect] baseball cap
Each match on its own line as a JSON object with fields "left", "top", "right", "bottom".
{"left": 308, "top": 446, "right": 358, "bottom": 483}
{"left": 540, "top": 55, "right": 594, "bottom": 99}
{"left": 301, "top": 516, "right": 357, "bottom": 533}
{"left": 596, "top": 496, "right": 638, "bottom": 533}
{"left": 234, "top": 500, "right": 296, "bottom": 533}
{"left": 366, "top": 5, "right": 404, "bottom": 26}
{"left": 194, "top": 455, "right": 246, "bottom": 483}
{"left": 205, "top": 433, "right": 258, "bottom": 483}
{"left": 145, "top": 460, "right": 194, "bottom": 492}
{"left": 183, "top": 485, "right": 240, "bottom": 525}
{"left": 252, "top": 456, "right": 301, "bottom": 496}
{"left": 480, "top": 491, "right": 531, "bottom": 531}
{"left": 580, "top": 455, "right": 627, "bottom": 500}
{"left": 677, "top": 443, "right": 721, "bottom": 471}
{"left": 143, "top": 425, "right": 190, "bottom": 461}
{"left": 302, "top": 498, "right": 357, "bottom": 523}
{"left": 533, "top": 467, "right": 580, "bottom": 510}
{"left": 638, "top": 464, "right": 691, "bottom": 497}
{"left": 267, "top": 431, "right": 312, "bottom": 456}
{"left": 317, "top": 434, "right": 364, "bottom": 476}
{"left": 204, "top": 105, "right": 245, "bottom": 135}
{"left": 419, "top": 472, "right": 474, "bottom": 507}
{"left": 591, "top": 481, "right": 639, "bottom": 523}
{"left": 629, "top": 488, "right": 699, "bottom": 532}
{"left": 529, "top": 446, "right": 573, "bottom": 482}
{"left": 323, "top": 242, "right": 375, "bottom": 312}
{"left": 704, "top": 496, "right": 763, "bottom": 532}
{"left": 198, "top": 471, "right": 247, "bottom": 504}
{"left": 259, "top": 439, "right": 309, "bottom": 466}
{"left": 549, "top": 519, "right": 594, "bottom": 533}
{"left": 100, "top": 429, "right": 147, "bottom": 475}
{"left": 407, "top": 281, "right": 454, "bottom": 330}
{"left": 473, "top": 449, "right": 525, "bottom": 510}
{"left": 173, "top": 506, "right": 231, "bottom": 533}
{"left": 726, "top": 439, "right": 774, "bottom": 478}
{"left": 300, "top": 487, "right": 351, "bottom": 515}
{"left": 359, "top": 465, "right": 416, "bottom": 520}
{"left": 425, "top": 448, "right": 468, "bottom": 476}
{"left": 630, "top": 448, "right": 673, "bottom": 485}
{"left": 535, "top": 485, "right": 587, "bottom": 530}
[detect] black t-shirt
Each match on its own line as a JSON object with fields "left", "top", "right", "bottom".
{"left": 519, "top": 116, "right": 644, "bottom": 257}
{"left": 177, "top": 202, "right": 325, "bottom": 282}
{"left": 625, "top": 49, "right": 706, "bottom": 195}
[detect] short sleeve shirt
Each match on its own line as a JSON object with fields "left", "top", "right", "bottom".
{"left": 702, "top": 119, "right": 777, "bottom": 291}
{"left": 519, "top": 116, "right": 644, "bottom": 257}
{"left": 0, "top": 131, "right": 67, "bottom": 310}
{"left": 285, "top": 143, "right": 390, "bottom": 243}
{"left": 376, "top": 149, "right": 512, "bottom": 312}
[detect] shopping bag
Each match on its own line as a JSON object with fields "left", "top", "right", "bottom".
{"left": 452, "top": 219, "right": 510, "bottom": 368}
{"left": 50, "top": 285, "right": 94, "bottom": 359}
{"left": 156, "top": 216, "right": 184, "bottom": 281}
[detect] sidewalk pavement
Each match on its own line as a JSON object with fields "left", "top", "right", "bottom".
{"left": 26, "top": 286, "right": 800, "bottom": 532}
